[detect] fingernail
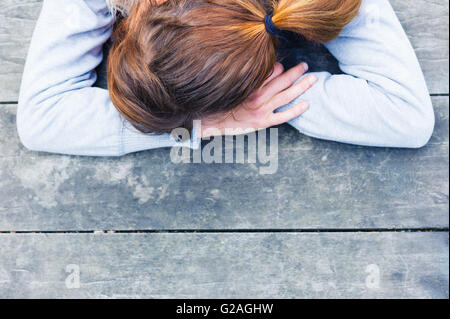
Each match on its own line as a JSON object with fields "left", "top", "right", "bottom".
{"left": 309, "top": 75, "right": 317, "bottom": 85}
{"left": 301, "top": 102, "right": 310, "bottom": 111}
{"left": 302, "top": 62, "right": 309, "bottom": 72}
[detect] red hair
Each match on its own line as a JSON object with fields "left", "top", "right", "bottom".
{"left": 107, "top": 0, "right": 361, "bottom": 133}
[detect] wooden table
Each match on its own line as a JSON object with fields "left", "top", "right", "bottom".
{"left": 0, "top": 0, "right": 448, "bottom": 298}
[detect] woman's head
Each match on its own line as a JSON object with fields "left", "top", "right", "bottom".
{"left": 107, "top": 0, "right": 361, "bottom": 133}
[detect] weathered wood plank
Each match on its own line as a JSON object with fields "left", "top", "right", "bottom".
{"left": 0, "top": 0, "right": 448, "bottom": 102}
{"left": 0, "top": 232, "right": 447, "bottom": 298}
{"left": 0, "top": 97, "right": 447, "bottom": 231}
{"left": 0, "top": 0, "right": 42, "bottom": 102}
{"left": 391, "top": 0, "right": 449, "bottom": 95}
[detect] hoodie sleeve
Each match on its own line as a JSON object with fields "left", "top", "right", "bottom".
{"left": 17, "top": 0, "right": 200, "bottom": 156}
{"left": 284, "top": 0, "right": 435, "bottom": 148}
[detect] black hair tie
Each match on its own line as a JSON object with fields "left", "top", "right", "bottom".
{"left": 264, "top": 13, "right": 283, "bottom": 37}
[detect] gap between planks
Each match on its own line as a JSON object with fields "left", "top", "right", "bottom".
{"left": 0, "top": 227, "right": 449, "bottom": 235}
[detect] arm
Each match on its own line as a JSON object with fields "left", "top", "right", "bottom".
{"left": 17, "top": 0, "right": 198, "bottom": 156}
{"left": 284, "top": 0, "right": 435, "bottom": 148}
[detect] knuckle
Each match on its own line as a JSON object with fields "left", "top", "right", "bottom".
{"left": 300, "top": 77, "right": 310, "bottom": 87}
{"left": 297, "top": 80, "right": 310, "bottom": 92}
{"left": 252, "top": 107, "right": 266, "bottom": 118}
{"left": 288, "top": 88, "right": 301, "bottom": 101}
{"left": 288, "top": 74, "right": 299, "bottom": 85}
{"left": 254, "top": 96, "right": 265, "bottom": 107}
{"left": 273, "top": 63, "right": 284, "bottom": 76}
{"left": 249, "top": 93, "right": 265, "bottom": 106}
{"left": 295, "top": 104, "right": 304, "bottom": 115}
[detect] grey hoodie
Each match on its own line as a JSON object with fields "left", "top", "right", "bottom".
{"left": 17, "top": 0, "right": 434, "bottom": 156}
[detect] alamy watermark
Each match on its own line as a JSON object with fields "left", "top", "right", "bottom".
{"left": 365, "top": 264, "right": 381, "bottom": 289}
{"left": 170, "top": 121, "right": 279, "bottom": 175}
{"left": 65, "top": 264, "right": 80, "bottom": 289}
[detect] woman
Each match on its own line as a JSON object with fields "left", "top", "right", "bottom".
{"left": 17, "top": 0, "right": 434, "bottom": 156}
{"left": 107, "top": 0, "right": 361, "bottom": 135}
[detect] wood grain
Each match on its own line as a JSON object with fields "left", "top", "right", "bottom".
{"left": 0, "top": 232, "right": 447, "bottom": 298}
{"left": 0, "top": 0, "right": 448, "bottom": 300}
{"left": 0, "top": 0, "right": 448, "bottom": 102}
{"left": 0, "top": 97, "right": 447, "bottom": 231}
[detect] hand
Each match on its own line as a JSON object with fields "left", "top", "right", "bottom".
{"left": 200, "top": 62, "right": 317, "bottom": 138}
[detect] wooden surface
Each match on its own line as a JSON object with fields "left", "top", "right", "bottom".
{"left": 0, "top": 0, "right": 448, "bottom": 298}
{"left": 0, "top": 96, "right": 448, "bottom": 231}
{"left": 0, "top": 232, "right": 448, "bottom": 299}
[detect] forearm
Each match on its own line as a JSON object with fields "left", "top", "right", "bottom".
{"left": 18, "top": 0, "right": 197, "bottom": 156}
{"left": 286, "top": 0, "right": 434, "bottom": 148}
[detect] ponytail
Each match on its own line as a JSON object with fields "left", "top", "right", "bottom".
{"left": 270, "top": 0, "right": 362, "bottom": 42}
{"left": 231, "top": 0, "right": 361, "bottom": 43}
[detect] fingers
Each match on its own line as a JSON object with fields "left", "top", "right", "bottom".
{"left": 261, "top": 63, "right": 284, "bottom": 87}
{"left": 270, "top": 101, "right": 309, "bottom": 126}
{"left": 259, "top": 62, "right": 309, "bottom": 101}
{"left": 269, "top": 74, "right": 317, "bottom": 110}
